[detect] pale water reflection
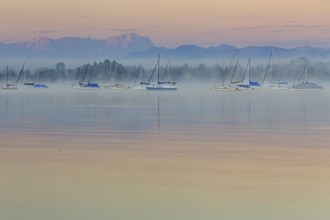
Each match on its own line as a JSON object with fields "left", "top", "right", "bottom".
{"left": 0, "top": 88, "right": 330, "bottom": 220}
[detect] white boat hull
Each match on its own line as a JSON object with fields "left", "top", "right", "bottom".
{"left": 291, "top": 82, "right": 323, "bottom": 91}
{"left": 146, "top": 84, "right": 178, "bottom": 90}
{"left": 132, "top": 85, "right": 148, "bottom": 90}
{"left": 213, "top": 86, "right": 237, "bottom": 91}
{"left": 1, "top": 85, "right": 17, "bottom": 90}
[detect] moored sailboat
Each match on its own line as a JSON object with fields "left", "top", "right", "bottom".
{"left": 33, "top": 70, "right": 49, "bottom": 88}
{"left": 132, "top": 64, "right": 149, "bottom": 90}
{"left": 263, "top": 49, "right": 289, "bottom": 89}
{"left": 73, "top": 64, "right": 101, "bottom": 89}
{"left": 291, "top": 60, "right": 323, "bottom": 91}
{"left": 235, "top": 59, "right": 253, "bottom": 90}
{"left": 214, "top": 48, "right": 238, "bottom": 91}
{"left": 1, "top": 62, "right": 25, "bottom": 90}
{"left": 103, "top": 62, "right": 129, "bottom": 90}
{"left": 146, "top": 54, "right": 178, "bottom": 91}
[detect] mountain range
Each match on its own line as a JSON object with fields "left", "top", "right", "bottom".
{"left": 1, "top": 33, "right": 330, "bottom": 60}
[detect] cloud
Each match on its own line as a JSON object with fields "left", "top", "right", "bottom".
{"left": 85, "top": 26, "right": 138, "bottom": 32}
{"left": 265, "top": 29, "right": 294, "bottom": 34}
{"left": 33, "top": 30, "right": 61, "bottom": 35}
{"left": 285, "top": 20, "right": 300, "bottom": 24}
{"left": 146, "top": 25, "right": 168, "bottom": 29}
{"left": 231, "top": 24, "right": 330, "bottom": 32}
{"left": 87, "top": 26, "right": 100, "bottom": 29}
{"left": 106, "top": 28, "right": 140, "bottom": 32}
{"left": 231, "top": 25, "right": 270, "bottom": 31}
{"left": 80, "top": 15, "right": 88, "bottom": 19}
{"left": 201, "top": 29, "right": 222, "bottom": 35}
{"left": 286, "top": 24, "right": 330, "bottom": 29}
{"left": 104, "top": 25, "right": 168, "bottom": 33}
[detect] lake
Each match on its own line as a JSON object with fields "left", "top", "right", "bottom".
{"left": 1, "top": 87, "right": 330, "bottom": 220}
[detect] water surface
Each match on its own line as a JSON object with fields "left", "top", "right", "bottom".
{"left": 1, "top": 88, "right": 330, "bottom": 220}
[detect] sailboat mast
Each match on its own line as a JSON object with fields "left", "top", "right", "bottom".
{"left": 304, "top": 46, "right": 308, "bottom": 82}
{"left": 24, "top": 66, "right": 26, "bottom": 84}
{"left": 277, "top": 57, "right": 280, "bottom": 83}
{"left": 241, "top": 59, "right": 250, "bottom": 84}
{"left": 248, "top": 59, "right": 250, "bottom": 84}
{"left": 261, "top": 49, "right": 273, "bottom": 86}
{"left": 6, "top": 66, "right": 8, "bottom": 86}
{"left": 223, "top": 53, "right": 235, "bottom": 86}
{"left": 114, "top": 63, "right": 118, "bottom": 83}
{"left": 15, "top": 62, "right": 25, "bottom": 86}
{"left": 157, "top": 54, "right": 160, "bottom": 84}
{"left": 109, "top": 61, "right": 112, "bottom": 83}
{"left": 229, "top": 47, "right": 239, "bottom": 86}
{"left": 147, "top": 58, "right": 158, "bottom": 84}
{"left": 270, "top": 50, "right": 273, "bottom": 83}
{"left": 133, "top": 64, "right": 140, "bottom": 86}
{"left": 229, "top": 60, "right": 239, "bottom": 86}
{"left": 305, "top": 62, "right": 308, "bottom": 82}
{"left": 297, "top": 63, "right": 306, "bottom": 84}
{"left": 139, "top": 64, "right": 142, "bottom": 82}
{"left": 81, "top": 64, "right": 89, "bottom": 84}
{"left": 161, "top": 60, "right": 170, "bottom": 82}
{"left": 73, "top": 67, "right": 81, "bottom": 87}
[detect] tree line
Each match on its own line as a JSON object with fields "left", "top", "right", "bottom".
{"left": 0, "top": 58, "right": 330, "bottom": 85}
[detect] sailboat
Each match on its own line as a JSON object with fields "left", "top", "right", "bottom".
{"left": 103, "top": 62, "right": 129, "bottom": 90}
{"left": 260, "top": 49, "right": 289, "bottom": 89}
{"left": 249, "top": 49, "right": 275, "bottom": 89}
{"left": 1, "top": 63, "right": 25, "bottom": 90}
{"left": 146, "top": 54, "right": 178, "bottom": 91}
{"left": 214, "top": 48, "right": 238, "bottom": 91}
{"left": 268, "top": 57, "right": 289, "bottom": 89}
{"left": 73, "top": 64, "right": 101, "bottom": 89}
{"left": 248, "top": 59, "right": 262, "bottom": 89}
{"left": 24, "top": 69, "right": 35, "bottom": 86}
{"left": 33, "top": 70, "right": 49, "bottom": 88}
{"left": 226, "top": 59, "right": 242, "bottom": 89}
{"left": 291, "top": 59, "right": 323, "bottom": 91}
{"left": 235, "top": 59, "right": 253, "bottom": 90}
{"left": 132, "top": 64, "right": 149, "bottom": 90}
{"left": 227, "top": 50, "right": 252, "bottom": 90}
{"left": 134, "top": 59, "right": 160, "bottom": 90}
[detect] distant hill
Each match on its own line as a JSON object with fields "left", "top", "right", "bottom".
{"left": 1, "top": 33, "right": 330, "bottom": 60}
{"left": 128, "top": 45, "right": 330, "bottom": 60}
{"left": 0, "top": 33, "right": 154, "bottom": 59}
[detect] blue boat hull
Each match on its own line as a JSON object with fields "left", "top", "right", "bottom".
{"left": 34, "top": 83, "right": 48, "bottom": 88}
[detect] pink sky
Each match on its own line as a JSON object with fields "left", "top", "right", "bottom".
{"left": 1, "top": 0, "right": 329, "bottom": 47}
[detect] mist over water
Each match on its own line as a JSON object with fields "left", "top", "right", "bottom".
{"left": 1, "top": 88, "right": 330, "bottom": 135}
{"left": 1, "top": 88, "right": 330, "bottom": 220}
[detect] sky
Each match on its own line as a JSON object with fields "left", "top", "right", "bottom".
{"left": 1, "top": 0, "right": 330, "bottom": 48}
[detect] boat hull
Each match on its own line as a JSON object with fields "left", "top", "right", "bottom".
{"left": 269, "top": 83, "right": 290, "bottom": 89}
{"left": 34, "top": 83, "right": 48, "bottom": 88}
{"left": 1, "top": 84, "right": 17, "bottom": 90}
{"left": 146, "top": 83, "right": 178, "bottom": 91}
{"left": 73, "top": 86, "right": 102, "bottom": 90}
{"left": 146, "top": 86, "right": 178, "bottom": 90}
{"left": 213, "top": 86, "right": 237, "bottom": 91}
{"left": 132, "top": 85, "right": 147, "bottom": 90}
{"left": 291, "top": 82, "right": 323, "bottom": 91}
{"left": 1, "top": 86, "right": 17, "bottom": 90}
{"left": 73, "top": 82, "right": 102, "bottom": 90}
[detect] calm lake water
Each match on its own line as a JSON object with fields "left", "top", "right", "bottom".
{"left": 1, "top": 87, "right": 330, "bottom": 220}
